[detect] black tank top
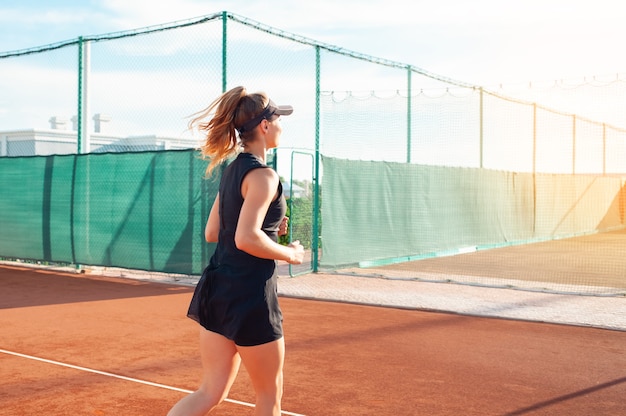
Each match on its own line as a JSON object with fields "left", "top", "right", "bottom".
{"left": 210, "top": 152, "right": 287, "bottom": 272}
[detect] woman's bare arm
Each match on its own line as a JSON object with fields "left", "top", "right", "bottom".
{"left": 205, "top": 194, "right": 220, "bottom": 243}
{"left": 235, "top": 169, "right": 304, "bottom": 264}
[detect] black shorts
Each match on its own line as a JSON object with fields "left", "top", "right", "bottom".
{"left": 187, "top": 264, "right": 283, "bottom": 347}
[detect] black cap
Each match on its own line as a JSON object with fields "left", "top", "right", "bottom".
{"left": 237, "top": 99, "right": 293, "bottom": 134}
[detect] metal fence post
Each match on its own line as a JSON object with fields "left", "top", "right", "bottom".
{"left": 572, "top": 115, "right": 576, "bottom": 174}
{"left": 533, "top": 103, "right": 537, "bottom": 174}
{"left": 406, "top": 65, "right": 412, "bottom": 163}
{"left": 602, "top": 123, "right": 607, "bottom": 175}
{"left": 479, "top": 87, "right": 484, "bottom": 169}
{"left": 77, "top": 37, "right": 90, "bottom": 154}
{"left": 312, "top": 45, "right": 321, "bottom": 272}
{"left": 221, "top": 11, "right": 228, "bottom": 93}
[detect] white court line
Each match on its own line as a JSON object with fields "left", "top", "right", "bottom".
{"left": 0, "top": 348, "right": 305, "bottom": 416}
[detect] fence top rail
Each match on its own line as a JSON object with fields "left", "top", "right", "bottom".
{"left": 225, "top": 13, "right": 475, "bottom": 89}
{"left": 0, "top": 12, "right": 224, "bottom": 58}
{"left": 482, "top": 88, "right": 626, "bottom": 133}
{"left": 0, "top": 10, "right": 474, "bottom": 90}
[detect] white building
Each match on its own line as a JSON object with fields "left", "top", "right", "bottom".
{"left": 0, "top": 114, "right": 198, "bottom": 156}
{"left": 281, "top": 181, "right": 308, "bottom": 198}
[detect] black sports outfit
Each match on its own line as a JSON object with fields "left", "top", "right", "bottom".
{"left": 187, "top": 152, "right": 286, "bottom": 346}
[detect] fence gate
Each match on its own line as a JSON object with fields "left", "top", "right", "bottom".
{"left": 280, "top": 150, "right": 316, "bottom": 277}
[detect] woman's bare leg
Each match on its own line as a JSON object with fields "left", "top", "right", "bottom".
{"left": 237, "top": 337, "right": 285, "bottom": 416}
{"left": 167, "top": 329, "right": 241, "bottom": 416}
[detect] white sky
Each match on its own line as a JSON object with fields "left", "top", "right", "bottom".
{"left": 2, "top": 0, "right": 626, "bottom": 87}
{"left": 2, "top": 0, "right": 626, "bottom": 176}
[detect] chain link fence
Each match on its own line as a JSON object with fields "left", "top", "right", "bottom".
{"left": 1, "top": 11, "right": 625, "bottom": 294}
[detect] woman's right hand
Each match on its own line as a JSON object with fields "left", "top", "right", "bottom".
{"left": 288, "top": 240, "right": 305, "bottom": 265}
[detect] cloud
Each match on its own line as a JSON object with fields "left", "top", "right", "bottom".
{"left": 98, "top": 0, "right": 224, "bottom": 30}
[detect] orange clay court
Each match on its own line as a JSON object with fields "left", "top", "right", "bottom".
{"left": 1, "top": 263, "right": 625, "bottom": 416}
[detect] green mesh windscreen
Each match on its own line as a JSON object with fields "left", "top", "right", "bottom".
{"left": 321, "top": 156, "right": 625, "bottom": 268}
{"left": 0, "top": 150, "right": 217, "bottom": 274}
